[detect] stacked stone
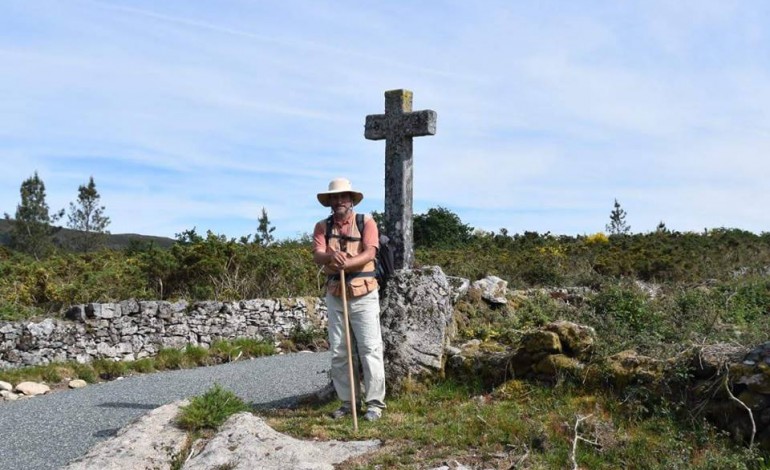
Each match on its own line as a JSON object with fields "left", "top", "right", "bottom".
{"left": 714, "top": 342, "right": 770, "bottom": 449}
{"left": 0, "top": 297, "right": 326, "bottom": 368}
{"left": 446, "top": 321, "right": 596, "bottom": 386}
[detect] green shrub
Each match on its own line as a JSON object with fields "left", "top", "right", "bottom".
{"left": 515, "top": 292, "right": 561, "bottom": 327}
{"left": 184, "top": 344, "right": 211, "bottom": 366}
{"left": 73, "top": 363, "right": 97, "bottom": 383}
{"left": 92, "top": 358, "right": 128, "bottom": 380}
{"left": 288, "top": 324, "right": 327, "bottom": 351}
{"left": 129, "top": 358, "right": 156, "bottom": 373}
{"left": 155, "top": 348, "right": 186, "bottom": 370}
{"left": 210, "top": 340, "right": 241, "bottom": 362}
{"left": 41, "top": 365, "right": 63, "bottom": 383}
{"left": 722, "top": 278, "right": 770, "bottom": 324}
{"left": 232, "top": 338, "right": 275, "bottom": 358}
{"left": 177, "top": 383, "right": 250, "bottom": 432}
{"left": 591, "top": 284, "right": 654, "bottom": 333}
{"left": 0, "top": 301, "right": 41, "bottom": 321}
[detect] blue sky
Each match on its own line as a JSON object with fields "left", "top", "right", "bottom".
{"left": 1, "top": 0, "right": 768, "bottom": 240}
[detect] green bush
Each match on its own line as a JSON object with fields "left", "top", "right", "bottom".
{"left": 129, "top": 358, "right": 156, "bottom": 373}
{"left": 0, "top": 301, "right": 41, "bottom": 321}
{"left": 287, "top": 324, "right": 327, "bottom": 351}
{"left": 177, "top": 383, "right": 251, "bottom": 432}
{"left": 591, "top": 283, "right": 654, "bottom": 333}
{"left": 92, "top": 358, "right": 128, "bottom": 380}
{"left": 73, "top": 363, "right": 97, "bottom": 383}
{"left": 184, "top": 344, "right": 211, "bottom": 367}
{"left": 210, "top": 340, "right": 242, "bottom": 362}
{"left": 722, "top": 278, "right": 770, "bottom": 324}
{"left": 155, "top": 348, "right": 186, "bottom": 370}
{"left": 232, "top": 338, "right": 275, "bottom": 358}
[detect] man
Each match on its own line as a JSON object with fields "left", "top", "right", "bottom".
{"left": 312, "top": 177, "right": 386, "bottom": 422}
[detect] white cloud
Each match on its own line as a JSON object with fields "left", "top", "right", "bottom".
{"left": 1, "top": 0, "right": 768, "bottom": 239}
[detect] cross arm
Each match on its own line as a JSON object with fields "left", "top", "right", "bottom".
{"left": 364, "top": 110, "right": 437, "bottom": 141}
{"left": 364, "top": 114, "right": 387, "bottom": 140}
{"left": 402, "top": 110, "right": 437, "bottom": 137}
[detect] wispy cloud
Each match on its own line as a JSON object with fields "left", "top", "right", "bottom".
{"left": 1, "top": 0, "right": 768, "bottom": 238}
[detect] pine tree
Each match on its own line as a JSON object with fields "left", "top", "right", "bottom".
{"left": 67, "top": 176, "right": 111, "bottom": 252}
{"left": 254, "top": 207, "right": 275, "bottom": 246}
{"left": 4, "top": 172, "right": 63, "bottom": 259}
{"left": 605, "top": 199, "right": 631, "bottom": 235}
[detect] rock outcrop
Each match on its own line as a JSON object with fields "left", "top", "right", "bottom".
{"left": 185, "top": 412, "right": 380, "bottom": 469}
{"left": 62, "top": 400, "right": 191, "bottom": 470}
{"left": 63, "top": 400, "right": 381, "bottom": 470}
{"left": 695, "top": 342, "right": 770, "bottom": 449}
{"left": 447, "top": 321, "right": 596, "bottom": 386}
{"left": 380, "top": 266, "right": 464, "bottom": 390}
{"left": 472, "top": 275, "right": 508, "bottom": 305}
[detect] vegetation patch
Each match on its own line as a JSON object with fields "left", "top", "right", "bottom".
{"left": 0, "top": 338, "right": 279, "bottom": 388}
{"left": 264, "top": 379, "right": 766, "bottom": 469}
{"left": 177, "top": 383, "right": 250, "bottom": 432}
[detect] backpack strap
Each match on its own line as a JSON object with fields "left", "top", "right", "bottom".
{"left": 356, "top": 213, "right": 365, "bottom": 239}
{"left": 325, "top": 214, "right": 362, "bottom": 244}
{"left": 325, "top": 213, "right": 376, "bottom": 283}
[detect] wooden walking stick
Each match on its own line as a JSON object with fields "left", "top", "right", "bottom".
{"left": 339, "top": 269, "right": 358, "bottom": 431}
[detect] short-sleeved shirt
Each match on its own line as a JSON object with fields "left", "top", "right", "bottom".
{"left": 313, "top": 211, "right": 379, "bottom": 296}
{"left": 312, "top": 211, "right": 379, "bottom": 253}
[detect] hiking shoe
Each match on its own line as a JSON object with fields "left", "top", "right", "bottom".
{"left": 330, "top": 407, "right": 351, "bottom": 420}
{"left": 363, "top": 408, "right": 382, "bottom": 422}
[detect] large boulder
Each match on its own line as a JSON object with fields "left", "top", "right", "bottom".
{"left": 380, "top": 266, "right": 463, "bottom": 390}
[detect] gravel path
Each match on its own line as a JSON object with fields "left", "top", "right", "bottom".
{"left": 0, "top": 351, "right": 331, "bottom": 470}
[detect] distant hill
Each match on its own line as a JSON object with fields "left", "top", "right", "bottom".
{"left": 0, "top": 219, "right": 176, "bottom": 251}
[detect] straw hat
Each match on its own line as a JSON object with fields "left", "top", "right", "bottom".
{"left": 317, "top": 178, "right": 364, "bottom": 207}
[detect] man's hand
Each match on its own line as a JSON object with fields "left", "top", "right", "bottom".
{"left": 328, "top": 250, "right": 349, "bottom": 271}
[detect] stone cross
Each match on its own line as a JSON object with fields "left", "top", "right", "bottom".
{"left": 365, "top": 89, "right": 436, "bottom": 270}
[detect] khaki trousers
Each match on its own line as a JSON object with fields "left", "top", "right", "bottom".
{"left": 325, "top": 289, "right": 386, "bottom": 410}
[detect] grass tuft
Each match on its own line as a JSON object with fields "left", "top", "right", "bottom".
{"left": 177, "top": 383, "right": 250, "bottom": 432}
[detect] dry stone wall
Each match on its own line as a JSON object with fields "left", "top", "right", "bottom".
{"left": 0, "top": 298, "right": 326, "bottom": 368}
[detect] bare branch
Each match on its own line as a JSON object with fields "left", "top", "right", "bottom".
{"left": 570, "top": 414, "right": 594, "bottom": 470}
{"left": 724, "top": 373, "right": 756, "bottom": 449}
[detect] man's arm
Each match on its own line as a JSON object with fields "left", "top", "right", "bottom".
{"left": 312, "top": 221, "right": 337, "bottom": 266}
{"left": 313, "top": 216, "right": 378, "bottom": 271}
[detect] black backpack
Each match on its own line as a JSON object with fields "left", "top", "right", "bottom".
{"left": 325, "top": 214, "right": 395, "bottom": 288}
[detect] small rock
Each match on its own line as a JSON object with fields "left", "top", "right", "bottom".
{"left": 472, "top": 276, "right": 508, "bottom": 305}
{"left": 68, "top": 379, "right": 88, "bottom": 389}
{"left": 14, "top": 382, "right": 51, "bottom": 396}
{"left": 1, "top": 390, "right": 20, "bottom": 401}
{"left": 0, "top": 380, "right": 12, "bottom": 392}
{"left": 737, "top": 374, "right": 770, "bottom": 394}
{"left": 534, "top": 354, "right": 583, "bottom": 376}
{"left": 520, "top": 330, "right": 561, "bottom": 355}
{"left": 445, "top": 345, "right": 461, "bottom": 356}
{"left": 543, "top": 320, "right": 595, "bottom": 360}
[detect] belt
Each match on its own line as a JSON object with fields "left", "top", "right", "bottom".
{"left": 327, "top": 271, "right": 376, "bottom": 281}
